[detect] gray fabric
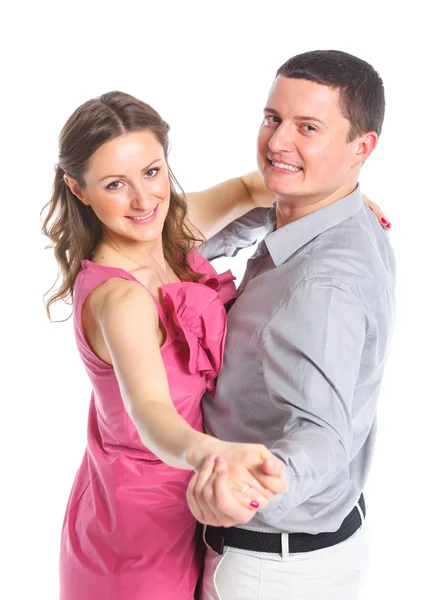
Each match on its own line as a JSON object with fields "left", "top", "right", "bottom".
{"left": 202, "top": 186, "right": 396, "bottom": 534}
{"left": 199, "top": 207, "right": 270, "bottom": 260}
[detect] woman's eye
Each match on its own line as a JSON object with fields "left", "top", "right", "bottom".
{"left": 106, "top": 181, "right": 122, "bottom": 190}
{"left": 146, "top": 167, "right": 159, "bottom": 178}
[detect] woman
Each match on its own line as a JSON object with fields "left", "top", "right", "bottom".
{"left": 42, "top": 91, "right": 288, "bottom": 600}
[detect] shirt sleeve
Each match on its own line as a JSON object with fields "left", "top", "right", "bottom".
{"left": 198, "top": 208, "right": 270, "bottom": 261}
{"left": 257, "top": 276, "right": 372, "bottom": 528}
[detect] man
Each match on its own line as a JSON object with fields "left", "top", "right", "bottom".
{"left": 187, "top": 50, "right": 396, "bottom": 599}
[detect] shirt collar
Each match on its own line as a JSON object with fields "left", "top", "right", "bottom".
{"left": 264, "top": 185, "right": 363, "bottom": 267}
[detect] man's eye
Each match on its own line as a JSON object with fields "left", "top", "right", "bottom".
{"left": 146, "top": 168, "right": 159, "bottom": 178}
{"left": 106, "top": 181, "right": 122, "bottom": 190}
{"left": 302, "top": 125, "right": 317, "bottom": 132}
{"left": 263, "top": 116, "right": 281, "bottom": 126}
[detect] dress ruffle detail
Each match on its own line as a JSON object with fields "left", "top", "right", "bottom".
{"left": 162, "top": 270, "right": 236, "bottom": 392}
{"left": 198, "top": 269, "right": 237, "bottom": 306}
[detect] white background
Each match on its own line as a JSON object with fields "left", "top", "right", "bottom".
{"left": 2, "top": 1, "right": 429, "bottom": 598}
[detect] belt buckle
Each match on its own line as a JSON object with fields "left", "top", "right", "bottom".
{"left": 204, "top": 526, "right": 226, "bottom": 555}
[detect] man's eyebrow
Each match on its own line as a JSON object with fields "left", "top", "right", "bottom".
{"left": 97, "top": 158, "right": 162, "bottom": 183}
{"left": 295, "top": 115, "right": 326, "bottom": 125}
{"left": 263, "top": 106, "right": 280, "bottom": 115}
{"left": 264, "top": 108, "right": 326, "bottom": 126}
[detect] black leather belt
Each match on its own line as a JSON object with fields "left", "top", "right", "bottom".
{"left": 204, "top": 494, "right": 365, "bottom": 555}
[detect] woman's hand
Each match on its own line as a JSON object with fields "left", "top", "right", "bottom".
{"left": 187, "top": 456, "right": 260, "bottom": 527}
{"left": 186, "top": 444, "right": 287, "bottom": 526}
{"left": 362, "top": 194, "right": 391, "bottom": 229}
{"left": 214, "top": 440, "right": 287, "bottom": 496}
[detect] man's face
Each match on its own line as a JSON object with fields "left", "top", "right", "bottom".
{"left": 257, "top": 76, "right": 363, "bottom": 205}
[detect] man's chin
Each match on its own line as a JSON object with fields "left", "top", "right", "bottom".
{"left": 263, "top": 179, "right": 299, "bottom": 198}
{"left": 263, "top": 167, "right": 299, "bottom": 191}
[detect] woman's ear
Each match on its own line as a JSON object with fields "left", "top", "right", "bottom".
{"left": 63, "top": 174, "right": 89, "bottom": 206}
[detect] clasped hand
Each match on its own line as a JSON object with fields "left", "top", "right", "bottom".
{"left": 186, "top": 442, "right": 287, "bottom": 527}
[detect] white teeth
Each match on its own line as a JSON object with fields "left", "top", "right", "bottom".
{"left": 272, "top": 161, "right": 301, "bottom": 171}
{"left": 130, "top": 209, "right": 155, "bottom": 220}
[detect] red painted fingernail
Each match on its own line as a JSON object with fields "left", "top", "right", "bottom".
{"left": 250, "top": 501, "right": 260, "bottom": 508}
{"left": 381, "top": 218, "right": 387, "bottom": 224}
{"left": 369, "top": 206, "right": 374, "bottom": 211}
{"left": 386, "top": 222, "right": 391, "bottom": 228}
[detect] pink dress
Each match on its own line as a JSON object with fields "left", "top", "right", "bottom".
{"left": 60, "top": 252, "right": 236, "bottom": 600}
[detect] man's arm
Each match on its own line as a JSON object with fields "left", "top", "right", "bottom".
{"left": 198, "top": 207, "right": 270, "bottom": 262}
{"left": 186, "top": 276, "right": 372, "bottom": 526}
{"left": 257, "top": 276, "right": 372, "bottom": 527}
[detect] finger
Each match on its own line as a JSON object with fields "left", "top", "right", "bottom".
{"left": 213, "top": 456, "right": 228, "bottom": 474}
{"left": 252, "top": 448, "right": 288, "bottom": 495}
{"left": 200, "top": 471, "right": 226, "bottom": 525}
{"left": 218, "top": 457, "right": 274, "bottom": 502}
{"left": 255, "top": 456, "right": 288, "bottom": 493}
{"left": 365, "top": 199, "right": 391, "bottom": 230}
{"left": 189, "top": 455, "right": 223, "bottom": 525}
{"left": 200, "top": 457, "right": 233, "bottom": 522}
{"left": 205, "top": 470, "right": 239, "bottom": 527}
{"left": 241, "top": 463, "right": 287, "bottom": 495}
{"left": 186, "top": 471, "right": 205, "bottom": 523}
{"left": 193, "top": 454, "right": 218, "bottom": 497}
{"left": 262, "top": 457, "right": 284, "bottom": 477}
{"left": 212, "top": 471, "right": 257, "bottom": 526}
{"left": 235, "top": 485, "right": 270, "bottom": 511}
{"left": 190, "top": 474, "right": 224, "bottom": 526}
{"left": 261, "top": 457, "right": 288, "bottom": 492}
{"left": 254, "top": 474, "right": 287, "bottom": 495}
{"left": 227, "top": 465, "right": 274, "bottom": 500}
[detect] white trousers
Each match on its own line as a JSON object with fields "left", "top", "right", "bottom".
{"left": 200, "top": 525, "right": 369, "bottom": 600}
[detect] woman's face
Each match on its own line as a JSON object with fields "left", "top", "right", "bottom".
{"left": 68, "top": 130, "right": 171, "bottom": 246}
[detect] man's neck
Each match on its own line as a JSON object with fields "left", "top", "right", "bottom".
{"left": 276, "top": 182, "right": 358, "bottom": 229}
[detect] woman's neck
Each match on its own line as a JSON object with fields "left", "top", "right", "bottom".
{"left": 94, "top": 232, "right": 167, "bottom": 273}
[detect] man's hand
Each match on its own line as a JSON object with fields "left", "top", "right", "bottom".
{"left": 187, "top": 456, "right": 259, "bottom": 526}
{"left": 216, "top": 441, "right": 286, "bottom": 496}
{"left": 186, "top": 448, "right": 287, "bottom": 527}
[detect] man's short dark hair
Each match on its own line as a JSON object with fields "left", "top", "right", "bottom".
{"left": 276, "top": 50, "right": 385, "bottom": 141}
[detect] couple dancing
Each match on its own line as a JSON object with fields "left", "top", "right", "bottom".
{"left": 43, "top": 49, "right": 395, "bottom": 600}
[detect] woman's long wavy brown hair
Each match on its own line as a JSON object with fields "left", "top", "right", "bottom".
{"left": 42, "top": 91, "right": 203, "bottom": 320}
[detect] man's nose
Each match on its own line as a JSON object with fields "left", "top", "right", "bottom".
{"left": 269, "top": 124, "right": 296, "bottom": 154}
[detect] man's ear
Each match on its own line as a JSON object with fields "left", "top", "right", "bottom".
{"left": 63, "top": 174, "right": 89, "bottom": 206}
{"left": 351, "top": 131, "right": 378, "bottom": 167}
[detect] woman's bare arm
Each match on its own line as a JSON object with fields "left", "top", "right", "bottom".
{"left": 185, "top": 170, "right": 275, "bottom": 240}
{"left": 185, "top": 171, "right": 390, "bottom": 241}
{"left": 85, "top": 278, "right": 286, "bottom": 504}
{"left": 91, "top": 279, "right": 217, "bottom": 469}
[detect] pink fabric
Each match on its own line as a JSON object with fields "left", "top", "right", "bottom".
{"left": 60, "top": 252, "right": 236, "bottom": 600}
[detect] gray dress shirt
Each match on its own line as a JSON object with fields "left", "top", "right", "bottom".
{"left": 201, "top": 186, "right": 396, "bottom": 533}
